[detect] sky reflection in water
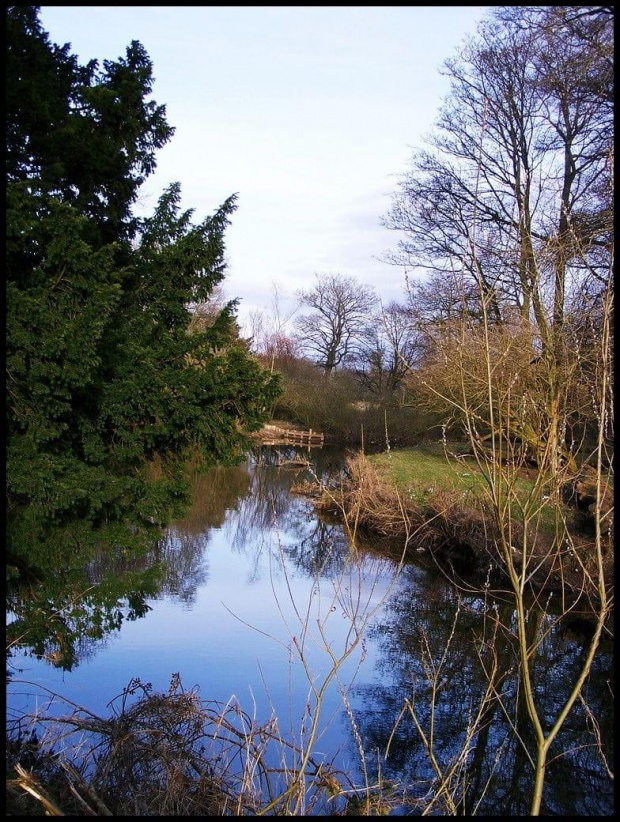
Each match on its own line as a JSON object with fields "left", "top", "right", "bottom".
{"left": 7, "top": 445, "right": 614, "bottom": 815}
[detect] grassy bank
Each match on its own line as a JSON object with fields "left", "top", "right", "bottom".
{"left": 316, "top": 443, "right": 612, "bottom": 604}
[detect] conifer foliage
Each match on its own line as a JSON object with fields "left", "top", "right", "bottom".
{"left": 6, "top": 7, "right": 281, "bottom": 563}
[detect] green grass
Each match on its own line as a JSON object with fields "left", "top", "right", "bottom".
{"left": 370, "top": 445, "right": 484, "bottom": 503}
{"left": 369, "top": 443, "right": 567, "bottom": 534}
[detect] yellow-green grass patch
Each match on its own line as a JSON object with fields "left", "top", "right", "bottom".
{"left": 368, "top": 445, "right": 571, "bottom": 535}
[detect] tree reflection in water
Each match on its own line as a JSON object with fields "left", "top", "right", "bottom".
{"left": 348, "top": 564, "right": 614, "bottom": 815}
{"left": 6, "top": 448, "right": 343, "bottom": 674}
{"left": 7, "top": 464, "right": 252, "bottom": 672}
{"left": 7, "top": 445, "right": 613, "bottom": 816}
{"left": 228, "top": 446, "right": 350, "bottom": 582}
{"left": 150, "top": 465, "right": 252, "bottom": 605}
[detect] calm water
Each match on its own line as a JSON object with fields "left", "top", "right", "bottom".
{"left": 7, "top": 445, "right": 614, "bottom": 815}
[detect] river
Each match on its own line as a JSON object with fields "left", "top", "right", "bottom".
{"left": 6, "top": 444, "right": 614, "bottom": 815}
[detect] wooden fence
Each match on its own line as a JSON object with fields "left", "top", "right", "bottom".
{"left": 253, "top": 424, "right": 324, "bottom": 446}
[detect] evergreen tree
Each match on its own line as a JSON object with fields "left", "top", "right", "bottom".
{"left": 6, "top": 7, "right": 281, "bottom": 567}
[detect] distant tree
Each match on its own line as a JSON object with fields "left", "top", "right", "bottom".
{"left": 6, "top": 7, "right": 280, "bottom": 568}
{"left": 247, "top": 283, "right": 299, "bottom": 372}
{"left": 187, "top": 284, "right": 230, "bottom": 333}
{"left": 295, "top": 273, "right": 378, "bottom": 372}
{"left": 357, "top": 301, "right": 422, "bottom": 398}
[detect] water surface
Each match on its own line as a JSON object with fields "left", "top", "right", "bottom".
{"left": 7, "top": 445, "right": 614, "bottom": 815}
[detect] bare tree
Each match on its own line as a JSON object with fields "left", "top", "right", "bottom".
{"left": 385, "top": 5, "right": 613, "bottom": 473}
{"left": 187, "top": 284, "right": 230, "bottom": 333}
{"left": 384, "top": 6, "right": 613, "bottom": 347}
{"left": 295, "top": 273, "right": 377, "bottom": 373}
{"left": 385, "top": 9, "right": 614, "bottom": 814}
{"left": 247, "top": 283, "right": 299, "bottom": 371}
{"left": 357, "top": 300, "right": 422, "bottom": 398}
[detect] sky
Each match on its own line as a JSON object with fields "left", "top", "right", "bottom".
{"left": 39, "top": 5, "right": 488, "bottom": 335}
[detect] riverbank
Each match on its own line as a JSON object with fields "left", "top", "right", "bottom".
{"left": 315, "top": 444, "right": 614, "bottom": 607}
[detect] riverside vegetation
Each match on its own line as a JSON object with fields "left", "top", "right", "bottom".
{"left": 7, "top": 5, "right": 613, "bottom": 817}
{"left": 316, "top": 443, "right": 613, "bottom": 605}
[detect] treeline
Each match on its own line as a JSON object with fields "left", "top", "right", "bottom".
{"left": 247, "top": 274, "right": 437, "bottom": 446}
{"left": 250, "top": 6, "right": 613, "bottom": 469}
